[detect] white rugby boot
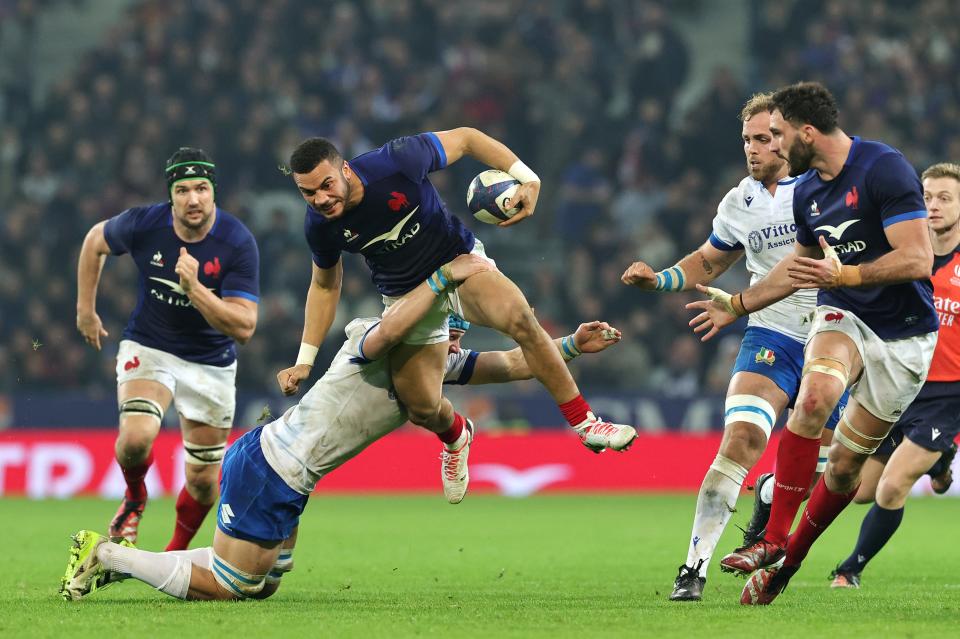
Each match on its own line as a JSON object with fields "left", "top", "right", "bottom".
{"left": 441, "top": 419, "right": 474, "bottom": 504}
{"left": 574, "top": 413, "right": 637, "bottom": 453}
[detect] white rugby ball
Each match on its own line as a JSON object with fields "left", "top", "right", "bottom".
{"left": 467, "top": 169, "right": 521, "bottom": 224}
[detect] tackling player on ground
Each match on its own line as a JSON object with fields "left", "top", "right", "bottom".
{"left": 622, "top": 93, "right": 846, "bottom": 601}
{"left": 278, "top": 129, "right": 637, "bottom": 503}
{"left": 687, "top": 82, "right": 938, "bottom": 605}
{"left": 76, "top": 148, "right": 259, "bottom": 550}
{"left": 59, "top": 254, "right": 623, "bottom": 601}
{"left": 828, "top": 162, "right": 960, "bottom": 589}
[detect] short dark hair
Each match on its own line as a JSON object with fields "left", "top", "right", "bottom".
{"left": 770, "top": 81, "right": 839, "bottom": 133}
{"left": 289, "top": 138, "right": 343, "bottom": 174}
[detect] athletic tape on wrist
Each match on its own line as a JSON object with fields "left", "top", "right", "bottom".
{"left": 560, "top": 335, "right": 582, "bottom": 362}
{"left": 295, "top": 342, "right": 318, "bottom": 367}
{"left": 653, "top": 265, "right": 686, "bottom": 291}
{"left": 507, "top": 160, "right": 540, "bottom": 184}
{"left": 426, "top": 267, "right": 451, "bottom": 295}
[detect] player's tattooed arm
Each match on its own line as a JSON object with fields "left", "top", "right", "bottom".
{"left": 686, "top": 243, "right": 813, "bottom": 341}
{"left": 76, "top": 221, "right": 112, "bottom": 350}
{"left": 467, "top": 321, "right": 622, "bottom": 385}
{"left": 622, "top": 241, "right": 742, "bottom": 291}
{"left": 361, "top": 255, "right": 497, "bottom": 360}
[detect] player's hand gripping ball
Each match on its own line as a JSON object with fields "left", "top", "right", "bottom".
{"left": 467, "top": 170, "right": 522, "bottom": 224}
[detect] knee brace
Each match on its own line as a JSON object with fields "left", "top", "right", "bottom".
{"left": 709, "top": 454, "right": 749, "bottom": 485}
{"left": 183, "top": 439, "right": 226, "bottom": 465}
{"left": 119, "top": 397, "right": 164, "bottom": 425}
{"left": 211, "top": 552, "right": 266, "bottom": 598}
{"left": 265, "top": 548, "right": 294, "bottom": 585}
{"left": 724, "top": 394, "right": 776, "bottom": 439}
{"left": 802, "top": 356, "right": 850, "bottom": 388}
{"left": 834, "top": 414, "right": 886, "bottom": 455}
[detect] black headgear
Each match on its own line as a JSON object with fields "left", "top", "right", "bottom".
{"left": 165, "top": 147, "right": 216, "bottom": 196}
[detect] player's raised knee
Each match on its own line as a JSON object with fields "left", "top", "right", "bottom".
{"left": 502, "top": 305, "right": 541, "bottom": 342}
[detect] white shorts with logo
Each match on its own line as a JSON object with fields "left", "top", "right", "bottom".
{"left": 806, "top": 305, "right": 937, "bottom": 423}
{"left": 116, "top": 339, "right": 237, "bottom": 428}
{"left": 381, "top": 240, "right": 493, "bottom": 346}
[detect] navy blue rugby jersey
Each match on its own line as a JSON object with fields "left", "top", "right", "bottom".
{"left": 103, "top": 203, "right": 260, "bottom": 366}
{"left": 793, "top": 137, "right": 937, "bottom": 340}
{"left": 304, "top": 133, "right": 475, "bottom": 296}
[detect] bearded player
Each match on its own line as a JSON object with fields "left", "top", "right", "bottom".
{"left": 277, "top": 130, "right": 637, "bottom": 503}
{"left": 622, "top": 93, "right": 846, "bottom": 601}
{"left": 687, "top": 82, "right": 937, "bottom": 605}
{"left": 76, "top": 148, "right": 259, "bottom": 550}
{"left": 60, "top": 254, "right": 623, "bottom": 601}
{"left": 827, "top": 162, "right": 960, "bottom": 588}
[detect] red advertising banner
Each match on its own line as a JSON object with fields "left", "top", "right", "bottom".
{"left": 0, "top": 429, "right": 955, "bottom": 498}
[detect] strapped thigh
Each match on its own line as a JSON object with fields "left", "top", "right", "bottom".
{"left": 211, "top": 552, "right": 266, "bottom": 598}
{"left": 724, "top": 394, "right": 776, "bottom": 439}
{"left": 802, "top": 355, "right": 850, "bottom": 388}
{"left": 834, "top": 413, "right": 887, "bottom": 455}
{"left": 183, "top": 439, "right": 226, "bottom": 465}
{"left": 119, "top": 397, "right": 164, "bottom": 425}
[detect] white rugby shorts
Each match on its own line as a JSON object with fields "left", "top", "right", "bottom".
{"left": 381, "top": 240, "right": 493, "bottom": 345}
{"left": 806, "top": 305, "right": 936, "bottom": 423}
{"left": 116, "top": 339, "right": 237, "bottom": 428}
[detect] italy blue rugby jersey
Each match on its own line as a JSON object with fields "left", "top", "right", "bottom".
{"left": 103, "top": 203, "right": 260, "bottom": 366}
{"left": 304, "top": 133, "right": 475, "bottom": 296}
{"left": 792, "top": 137, "right": 937, "bottom": 340}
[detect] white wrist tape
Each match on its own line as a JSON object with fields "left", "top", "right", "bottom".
{"left": 295, "top": 342, "right": 318, "bottom": 367}
{"left": 508, "top": 160, "right": 540, "bottom": 184}
{"left": 560, "top": 335, "right": 582, "bottom": 362}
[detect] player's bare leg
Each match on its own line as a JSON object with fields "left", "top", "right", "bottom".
{"left": 724, "top": 331, "right": 860, "bottom": 575}
{"left": 673, "top": 372, "right": 788, "bottom": 600}
{"left": 457, "top": 270, "right": 636, "bottom": 451}
{"left": 390, "top": 342, "right": 474, "bottom": 503}
{"left": 111, "top": 379, "right": 173, "bottom": 543}
{"left": 166, "top": 418, "right": 229, "bottom": 550}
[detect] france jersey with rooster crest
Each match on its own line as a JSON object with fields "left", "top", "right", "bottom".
{"left": 792, "top": 137, "right": 937, "bottom": 340}
{"left": 103, "top": 203, "right": 260, "bottom": 366}
{"left": 710, "top": 175, "right": 815, "bottom": 342}
{"left": 304, "top": 133, "right": 476, "bottom": 296}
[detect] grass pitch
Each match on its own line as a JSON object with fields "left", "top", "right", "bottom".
{"left": 1, "top": 494, "right": 957, "bottom": 638}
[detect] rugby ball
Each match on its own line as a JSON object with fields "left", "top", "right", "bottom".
{"left": 467, "top": 169, "right": 521, "bottom": 224}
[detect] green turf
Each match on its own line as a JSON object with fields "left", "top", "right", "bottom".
{"left": 1, "top": 494, "right": 957, "bottom": 638}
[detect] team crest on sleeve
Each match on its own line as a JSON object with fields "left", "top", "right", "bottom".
{"left": 748, "top": 230, "right": 763, "bottom": 254}
{"left": 754, "top": 347, "right": 776, "bottom": 366}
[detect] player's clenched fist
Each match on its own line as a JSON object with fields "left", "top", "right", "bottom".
{"left": 621, "top": 261, "right": 658, "bottom": 289}
{"left": 76, "top": 310, "right": 109, "bottom": 351}
{"left": 175, "top": 247, "right": 200, "bottom": 293}
{"left": 277, "top": 364, "right": 312, "bottom": 396}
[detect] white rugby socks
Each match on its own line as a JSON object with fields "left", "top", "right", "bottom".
{"left": 97, "top": 542, "right": 192, "bottom": 599}
{"left": 685, "top": 455, "right": 749, "bottom": 578}
{"left": 760, "top": 473, "right": 775, "bottom": 505}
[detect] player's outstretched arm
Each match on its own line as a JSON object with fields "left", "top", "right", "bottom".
{"left": 360, "top": 254, "right": 498, "bottom": 361}
{"left": 622, "top": 241, "right": 743, "bottom": 291}
{"left": 175, "top": 247, "right": 258, "bottom": 344}
{"left": 277, "top": 259, "right": 343, "bottom": 396}
{"left": 434, "top": 127, "right": 540, "bottom": 227}
{"left": 76, "top": 221, "right": 111, "bottom": 350}
{"left": 467, "top": 321, "right": 622, "bottom": 385}
{"left": 685, "top": 243, "right": 816, "bottom": 341}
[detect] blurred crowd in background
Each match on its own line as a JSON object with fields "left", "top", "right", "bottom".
{"left": 2, "top": 0, "right": 959, "bottom": 402}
